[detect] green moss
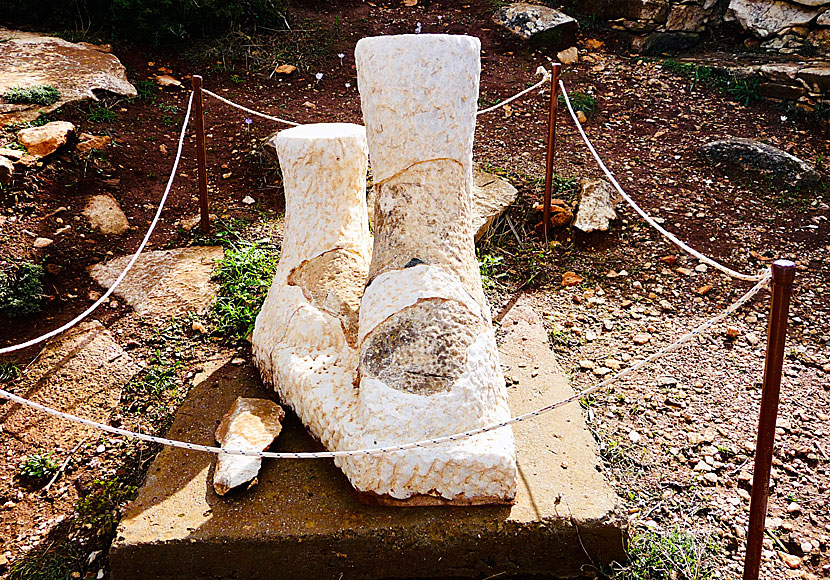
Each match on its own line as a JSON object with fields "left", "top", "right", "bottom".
{"left": 0, "top": 261, "right": 45, "bottom": 318}
{"left": 3, "top": 85, "right": 61, "bottom": 106}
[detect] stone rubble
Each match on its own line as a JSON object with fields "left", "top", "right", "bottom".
{"left": 573, "top": 178, "right": 622, "bottom": 233}
{"left": 16, "top": 121, "right": 75, "bottom": 158}
{"left": 492, "top": 2, "right": 578, "bottom": 51}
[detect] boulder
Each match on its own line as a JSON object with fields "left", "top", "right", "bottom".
{"left": 665, "top": 4, "right": 712, "bottom": 31}
{"left": 791, "top": 0, "right": 830, "bottom": 5}
{"left": 0, "top": 28, "right": 135, "bottom": 126}
{"left": 493, "top": 3, "right": 578, "bottom": 51}
{"left": 76, "top": 132, "right": 112, "bottom": 154}
{"left": 17, "top": 121, "right": 75, "bottom": 158}
{"left": 0, "top": 155, "right": 13, "bottom": 185}
{"left": 573, "top": 178, "right": 621, "bottom": 233}
{"left": 700, "top": 137, "right": 821, "bottom": 187}
{"left": 472, "top": 164, "right": 519, "bottom": 242}
{"left": 798, "top": 64, "right": 830, "bottom": 90}
{"left": 724, "top": 0, "right": 820, "bottom": 38}
{"left": 83, "top": 194, "right": 130, "bottom": 235}
{"left": 213, "top": 397, "right": 285, "bottom": 496}
{"left": 640, "top": 31, "right": 701, "bottom": 54}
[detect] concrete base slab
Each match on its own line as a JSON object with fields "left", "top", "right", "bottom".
{"left": 110, "top": 297, "right": 626, "bottom": 579}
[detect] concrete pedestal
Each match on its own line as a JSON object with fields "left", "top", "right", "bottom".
{"left": 110, "top": 298, "right": 626, "bottom": 579}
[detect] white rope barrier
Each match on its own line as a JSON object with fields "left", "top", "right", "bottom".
{"left": 202, "top": 67, "right": 550, "bottom": 125}
{"left": 0, "top": 93, "right": 195, "bottom": 355}
{"left": 558, "top": 80, "right": 767, "bottom": 283}
{"left": 0, "top": 268, "right": 770, "bottom": 459}
{"left": 477, "top": 66, "right": 551, "bottom": 116}
{"left": 201, "top": 88, "right": 300, "bottom": 126}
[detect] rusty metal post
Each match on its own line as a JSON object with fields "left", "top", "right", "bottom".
{"left": 542, "top": 63, "right": 562, "bottom": 243}
{"left": 743, "top": 259, "right": 796, "bottom": 580}
{"left": 192, "top": 75, "right": 210, "bottom": 234}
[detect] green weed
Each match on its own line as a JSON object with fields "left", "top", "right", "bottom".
{"left": 3, "top": 85, "right": 61, "bottom": 106}
{"left": 0, "top": 361, "right": 20, "bottom": 381}
{"left": 75, "top": 477, "right": 137, "bottom": 536}
{"left": 8, "top": 541, "right": 83, "bottom": 580}
{"left": 0, "top": 261, "right": 45, "bottom": 318}
{"left": 135, "top": 79, "right": 158, "bottom": 100}
{"left": 661, "top": 59, "right": 760, "bottom": 106}
{"left": 612, "top": 526, "right": 718, "bottom": 580}
{"left": 19, "top": 452, "right": 60, "bottom": 479}
{"left": 559, "top": 90, "right": 597, "bottom": 116}
{"left": 210, "top": 242, "right": 278, "bottom": 341}
{"left": 87, "top": 105, "right": 118, "bottom": 123}
{"left": 478, "top": 252, "right": 506, "bottom": 290}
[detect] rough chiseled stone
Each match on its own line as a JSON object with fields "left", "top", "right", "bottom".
{"left": 493, "top": 3, "right": 578, "bottom": 51}
{"left": 725, "top": 0, "right": 820, "bottom": 38}
{"left": 573, "top": 178, "right": 621, "bottom": 233}
{"left": 700, "top": 137, "right": 821, "bottom": 187}
{"left": 472, "top": 164, "right": 519, "bottom": 242}
{"left": 213, "top": 397, "right": 285, "bottom": 496}
{"left": 83, "top": 194, "right": 130, "bottom": 235}
{"left": 17, "top": 121, "right": 75, "bottom": 158}
{"left": 0, "top": 28, "right": 135, "bottom": 126}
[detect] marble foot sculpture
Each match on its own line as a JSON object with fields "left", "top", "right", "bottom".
{"left": 252, "top": 35, "right": 517, "bottom": 504}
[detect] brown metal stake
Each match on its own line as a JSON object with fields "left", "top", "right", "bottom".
{"left": 743, "top": 259, "right": 796, "bottom": 580}
{"left": 542, "top": 63, "right": 562, "bottom": 244}
{"left": 192, "top": 75, "right": 210, "bottom": 235}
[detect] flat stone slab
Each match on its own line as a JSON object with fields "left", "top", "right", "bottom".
{"left": 110, "top": 298, "right": 625, "bottom": 579}
{"left": 88, "top": 246, "right": 224, "bottom": 322}
{"left": 0, "top": 28, "right": 136, "bottom": 126}
{"left": 2, "top": 320, "right": 140, "bottom": 450}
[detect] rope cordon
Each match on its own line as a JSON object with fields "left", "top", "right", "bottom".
{"left": 558, "top": 80, "right": 766, "bottom": 283}
{"left": 0, "top": 93, "right": 195, "bottom": 355}
{"left": 0, "top": 268, "right": 770, "bottom": 459}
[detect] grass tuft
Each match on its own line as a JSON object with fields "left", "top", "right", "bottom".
{"left": 3, "top": 85, "right": 61, "bottom": 106}
{"left": 19, "top": 452, "right": 60, "bottom": 479}
{"left": 210, "top": 242, "right": 279, "bottom": 341}
{"left": 613, "top": 526, "right": 718, "bottom": 580}
{"left": 0, "top": 261, "right": 45, "bottom": 318}
{"left": 560, "top": 91, "right": 597, "bottom": 116}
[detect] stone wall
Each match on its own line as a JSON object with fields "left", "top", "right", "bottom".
{"left": 569, "top": 0, "right": 830, "bottom": 55}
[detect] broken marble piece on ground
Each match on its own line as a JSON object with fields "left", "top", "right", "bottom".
{"left": 573, "top": 178, "right": 621, "bottom": 233}
{"left": 213, "top": 397, "right": 285, "bottom": 495}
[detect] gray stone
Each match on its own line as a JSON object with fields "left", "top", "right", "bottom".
{"left": 790, "top": 0, "right": 830, "bottom": 6}
{"left": 214, "top": 397, "right": 285, "bottom": 496}
{"left": 724, "top": 0, "right": 820, "bottom": 38}
{"left": 493, "top": 3, "right": 578, "bottom": 51}
{"left": 88, "top": 246, "right": 224, "bottom": 321}
{"left": 0, "top": 28, "right": 135, "bottom": 126}
{"left": 1, "top": 321, "right": 140, "bottom": 451}
{"left": 818, "top": 10, "right": 830, "bottom": 25}
{"left": 641, "top": 31, "right": 700, "bottom": 54}
{"left": 574, "top": 178, "right": 621, "bottom": 233}
{"left": 0, "top": 155, "right": 12, "bottom": 185}
{"left": 472, "top": 164, "right": 519, "bottom": 242}
{"left": 83, "top": 194, "right": 129, "bottom": 235}
{"left": 760, "top": 62, "right": 805, "bottom": 82}
{"left": 665, "top": 4, "right": 712, "bottom": 31}
{"left": 109, "top": 298, "right": 626, "bottom": 580}
{"left": 797, "top": 64, "right": 830, "bottom": 90}
{"left": 700, "top": 137, "right": 821, "bottom": 187}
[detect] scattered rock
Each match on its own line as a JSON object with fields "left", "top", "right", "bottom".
{"left": 0, "top": 147, "right": 23, "bottom": 160}
{"left": 191, "top": 321, "right": 208, "bottom": 334}
{"left": 557, "top": 46, "right": 578, "bottom": 65}
{"left": 33, "top": 237, "right": 53, "bottom": 248}
{"left": 561, "top": 271, "right": 583, "bottom": 287}
{"left": 472, "top": 164, "right": 519, "bottom": 242}
{"left": 17, "top": 121, "right": 75, "bottom": 158}
{"left": 0, "top": 28, "right": 136, "bottom": 126}
{"left": 633, "top": 333, "right": 651, "bottom": 345}
{"left": 88, "top": 246, "right": 224, "bottom": 321}
{"left": 76, "top": 133, "right": 112, "bottom": 154}
{"left": 0, "top": 155, "right": 13, "bottom": 185}
{"left": 213, "top": 397, "right": 285, "bottom": 495}
{"left": 700, "top": 137, "right": 820, "bottom": 187}
{"left": 779, "top": 551, "right": 802, "bottom": 569}
{"left": 83, "top": 194, "right": 129, "bottom": 235}
{"left": 155, "top": 74, "right": 182, "bottom": 89}
{"left": 576, "top": 110, "right": 588, "bottom": 123}
{"left": 726, "top": 326, "right": 741, "bottom": 340}
{"left": 492, "top": 3, "right": 578, "bottom": 51}
{"left": 573, "top": 178, "right": 621, "bottom": 233}
{"left": 274, "top": 64, "right": 297, "bottom": 75}
{"left": 242, "top": 195, "right": 255, "bottom": 205}
{"left": 725, "top": 0, "right": 820, "bottom": 38}
{"left": 745, "top": 332, "right": 761, "bottom": 346}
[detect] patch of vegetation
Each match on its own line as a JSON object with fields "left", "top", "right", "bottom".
{"left": 3, "top": 85, "right": 61, "bottom": 106}
{"left": 210, "top": 242, "right": 279, "bottom": 341}
{"left": 611, "top": 526, "right": 718, "bottom": 580}
{"left": 19, "top": 452, "right": 60, "bottom": 479}
{"left": 87, "top": 105, "right": 118, "bottom": 123}
{"left": 478, "top": 252, "right": 507, "bottom": 290}
{"left": 661, "top": 59, "right": 761, "bottom": 106}
{"left": 134, "top": 79, "right": 158, "bottom": 100}
{"left": 0, "top": 261, "right": 45, "bottom": 318}
{"left": 0, "top": 361, "right": 20, "bottom": 381}
{"left": 7, "top": 541, "right": 83, "bottom": 580}
{"left": 75, "top": 477, "right": 137, "bottom": 536}
{"left": 122, "top": 350, "right": 182, "bottom": 413}
{"left": 559, "top": 90, "right": 597, "bottom": 116}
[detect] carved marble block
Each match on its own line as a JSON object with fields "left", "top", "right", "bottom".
{"left": 253, "top": 35, "right": 517, "bottom": 505}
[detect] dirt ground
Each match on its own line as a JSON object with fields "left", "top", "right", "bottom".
{"left": 0, "top": 0, "right": 828, "bottom": 578}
